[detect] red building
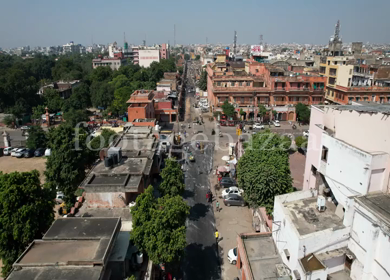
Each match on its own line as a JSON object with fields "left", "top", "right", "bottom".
{"left": 206, "top": 56, "right": 326, "bottom": 121}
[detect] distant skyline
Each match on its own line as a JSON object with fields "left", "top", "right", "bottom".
{"left": 1, "top": 0, "right": 390, "bottom": 48}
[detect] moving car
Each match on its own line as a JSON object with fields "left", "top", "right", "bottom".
{"left": 23, "top": 148, "right": 35, "bottom": 158}
{"left": 34, "top": 148, "right": 45, "bottom": 157}
{"left": 303, "top": 130, "right": 309, "bottom": 137}
{"left": 273, "top": 121, "right": 281, "bottom": 127}
{"left": 222, "top": 186, "right": 244, "bottom": 199}
{"left": 253, "top": 123, "right": 264, "bottom": 129}
{"left": 219, "top": 177, "right": 237, "bottom": 188}
{"left": 14, "top": 148, "right": 26, "bottom": 158}
{"left": 223, "top": 194, "right": 246, "bottom": 207}
{"left": 3, "top": 147, "right": 13, "bottom": 156}
{"left": 227, "top": 247, "right": 238, "bottom": 265}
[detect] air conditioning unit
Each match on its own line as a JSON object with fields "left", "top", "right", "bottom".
{"left": 317, "top": 195, "right": 326, "bottom": 212}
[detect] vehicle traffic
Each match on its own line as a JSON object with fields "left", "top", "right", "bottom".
{"left": 219, "top": 177, "right": 237, "bottom": 188}
{"left": 223, "top": 194, "right": 246, "bottom": 207}
{"left": 221, "top": 186, "right": 244, "bottom": 199}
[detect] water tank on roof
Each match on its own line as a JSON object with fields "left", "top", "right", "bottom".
{"left": 108, "top": 147, "right": 122, "bottom": 164}
{"left": 111, "top": 154, "right": 119, "bottom": 165}
{"left": 104, "top": 156, "right": 113, "bottom": 168}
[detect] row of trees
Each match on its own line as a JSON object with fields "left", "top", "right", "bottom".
{"left": 236, "top": 130, "right": 294, "bottom": 215}
{"left": 131, "top": 159, "right": 189, "bottom": 265}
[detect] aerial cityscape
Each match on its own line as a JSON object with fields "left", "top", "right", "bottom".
{"left": 0, "top": 1, "right": 390, "bottom": 280}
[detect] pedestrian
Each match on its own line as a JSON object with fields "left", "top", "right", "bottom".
{"left": 206, "top": 192, "right": 210, "bottom": 203}
{"left": 216, "top": 201, "right": 220, "bottom": 212}
{"left": 215, "top": 230, "right": 219, "bottom": 243}
{"left": 209, "top": 192, "right": 213, "bottom": 203}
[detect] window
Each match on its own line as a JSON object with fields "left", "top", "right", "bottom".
{"left": 231, "top": 82, "right": 235, "bottom": 86}
{"left": 284, "top": 249, "right": 291, "bottom": 261}
{"left": 239, "top": 82, "right": 243, "bottom": 86}
{"left": 321, "top": 146, "right": 328, "bottom": 162}
{"left": 329, "top": 77, "right": 336, "bottom": 85}
{"left": 256, "top": 69, "right": 259, "bottom": 73}
{"left": 233, "top": 97, "right": 236, "bottom": 103}
{"left": 241, "top": 97, "right": 244, "bottom": 103}
{"left": 356, "top": 97, "right": 360, "bottom": 101}
{"left": 349, "top": 69, "right": 352, "bottom": 75}
{"left": 328, "top": 61, "right": 330, "bottom": 65}
{"left": 246, "top": 82, "right": 250, "bottom": 86}
{"left": 331, "top": 91, "right": 334, "bottom": 97}
{"left": 217, "top": 82, "right": 221, "bottom": 86}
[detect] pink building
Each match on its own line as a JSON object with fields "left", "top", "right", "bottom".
{"left": 160, "top": 43, "right": 169, "bottom": 59}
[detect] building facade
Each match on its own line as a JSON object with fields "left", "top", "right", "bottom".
{"left": 138, "top": 49, "right": 160, "bottom": 68}
{"left": 92, "top": 57, "right": 127, "bottom": 70}
{"left": 206, "top": 55, "right": 326, "bottom": 121}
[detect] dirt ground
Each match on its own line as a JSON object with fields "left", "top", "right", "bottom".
{"left": 0, "top": 156, "right": 47, "bottom": 183}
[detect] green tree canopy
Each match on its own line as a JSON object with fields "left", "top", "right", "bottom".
{"left": 237, "top": 130, "right": 293, "bottom": 214}
{"left": 184, "top": 54, "right": 190, "bottom": 61}
{"left": 63, "top": 108, "right": 89, "bottom": 127}
{"left": 62, "top": 83, "right": 91, "bottom": 112}
{"left": 31, "top": 105, "right": 46, "bottom": 124}
{"left": 0, "top": 170, "right": 54, "bottom": 277}
{"left": 221, "top": 100, "right": 235, "bottom": 117}
{"left": 110, "top": 86, "right": 133, "bottom": 115}
{"left": 195, "top": 55, "right": 200, "bottom": 60}
{"left": 43, "top": 88, "right": 63, "bottom": 113}
{"left": 295, "top": 135, "right": 308, "bottom": 150}
{"left": 45, "top": 124, "right": 88, "bottom": 206}
{"left": 89, "top": 66, "right": 113, "bottom": 83}
{"left": 89, "top": 129, "right": 117, "bottom": 151}
{"left": 26, "top": 125, "right": 47, "bottom": 150}
{"left": 295, "top": 103, "right": 311, "bottom": 123}
{"left": 258, "top": 104, "right": 267, "bottom": 122}
{"left": 198, "top": 71, "right": 207, "bottom": 91}
{"left": 159, "top": 158, "right": 185, "bottom": 196}
{"left": 131, "top": 186, "right": 189, "bottom": 264}
{"left": 90, "top": 81, "right": 115, "bottom": 109}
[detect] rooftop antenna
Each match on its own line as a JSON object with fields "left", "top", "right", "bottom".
{"left": 143, "top": 40, "right": 146, "bottom": 47}
{"left": 233, "top": 31, "right": 237, "bottom": 59}
{"left": 259, "top": 34, "right": 263, "bottom": 45}
{"left": 174, "top": 24, "right": 176, "bottom": 47}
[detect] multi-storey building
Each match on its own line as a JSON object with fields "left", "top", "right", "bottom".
{"left": 206, "top": 54, "right": 326, "bottom": 121}
{"left": 62, "top": 41, "right": 80, "bottom": 54}
{"left": 92, "top": 56, "right": 127, "bottom": 71}
{"left": 272, "top": 104, "right": 390, "bottom": 280}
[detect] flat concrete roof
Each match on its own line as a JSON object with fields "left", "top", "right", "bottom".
{"left": 284, "top": 197, "right": 344, "bottom": 236}
{"left": 43, "top": 218, "right": 120, "bottom": 240}
{"left": 79, "top": 207, "right": 132, "bottom": 221}
{"left": 92, "top": 157, "right": 148, "bottom": 175}
{"left": 115, "top": 137, "right": 155, "bottom": 151}
{"left": 316, "top": 104, "right": 390, "bottom": 114}
{"left": 7, "top": 266, "right": 103, "bottom": 280}
{"left": 355, "top": 193, "right": 390, "bottom": 227}
{"left": 242, "top": 234, "right": 289, "bottom": 280}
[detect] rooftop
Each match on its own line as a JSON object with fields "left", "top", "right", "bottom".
{"left": 300, "top": 253, "right": 326, "bottom": 273}
{"left": 7, "top": 266, "right": 104, "bottom": 280}
{"left": 241, "top": 233, "right": 289, "bottom": 280}
{"left": 284, "top": 197, "right": 344, "bottom": 236}
{"left": 315, "top": 104, "right": 390, "bottom": 115}
{"left": 355, "top": 192, "right": 390, "bottom": 227}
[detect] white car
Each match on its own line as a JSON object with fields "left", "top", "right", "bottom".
{"left": 3, "top": 147, "right": 13, "bottom": 156}
{"left": 273, "top": 121, "right": 281, "bottom": 127}
{"left": 45, "top": 148, "right": 51, "bottom": 157}
{"left": 253, "top": 123, "right": 264, "bottom": 129}
{"left": 303, "top": 130, "right": 309, "bottom": 137}
{"left": 11, "top": 148, "right": 20, "bottom": 157}
{"left": 227, "top": 247, "right": 238, "bottom": 265}
{"left": 14, "top": 148, "right": 26, "bottom": 158}
{"left": 222, "top": 187, "right": 244, "bottom": 199}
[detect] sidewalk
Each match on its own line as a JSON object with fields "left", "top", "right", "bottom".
{"left": 210, "top": 145, "right": 253, "bottom": 280}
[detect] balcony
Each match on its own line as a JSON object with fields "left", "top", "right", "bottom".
{"left": 274, "top": 101, "right": 287, "bottom": 105}
{"left": 213, "top": 86, "right": 269, "bottom": 93}
{"left": 336, "top": 85, "right": 390, "bottom": 92}
{"left": 274, "top": 87, "right": 286, "bottom": 91}
{"left": 289, "top": 87, "right": 310, "bottom": 91}
{"left": 353, "top": 71, "right": 374, "bottom": 78}
{"left": 288, "top": 100, "right": 309, "bottom": 105}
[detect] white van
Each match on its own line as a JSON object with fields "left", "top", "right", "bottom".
{"left": 3, "top": 147, "right": 13, "bottom": 156}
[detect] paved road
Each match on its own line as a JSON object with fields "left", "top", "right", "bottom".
{"left": 182, "top": 142, "right": 221, "bottom": 280}
{"left": 181, "top": 61, "right": 221, "bottom": 280}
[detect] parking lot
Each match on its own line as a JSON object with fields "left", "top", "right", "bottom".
{"left": 0, "top": 155, "right": 47, "bottom": 183}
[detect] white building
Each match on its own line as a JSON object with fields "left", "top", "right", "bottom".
{"left": 92, "top": 58, "right": 127, "bottom": 71}
{"left": 138, "top": 49, "right": 160, "bottom": 68}
{"left": 273, "top": 104, "right": 390, "bottom": 280}
{"left": 63, "top": 41, "right": 80, "bottom": 54}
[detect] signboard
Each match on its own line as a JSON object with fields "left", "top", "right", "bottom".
{"left": 251, "top": 45, "right": 264, "bottom": 55}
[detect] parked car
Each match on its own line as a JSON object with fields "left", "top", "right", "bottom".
{"left": 223, "top": 194, "right": 246, "bottom": 207}
{"left": 219, "top": 177, "right": 237, "bottom": 188}
{"left": 222, "top": 186, "right": 244, "bottom": 199}
{"left": 273, "top": 121, "right": 281, "bottom": 127}
{"left": 3, "top": 147, "right": 13, "bottom": 156}
{"left": 23, "top": 148, "right": 35, "bottom": 158}
{"left": 34, "top": 148, "right": 45, "bottom": 157}
{"left": 11, "top": 148, "right": 21, "bottom": 157}
{"left": 253, "top": 123, "right": 264, "bottom": 129}
{"left": 227, "top": 247, "right": 238, "bottom": 265}
{"left": 303, "top": 130, "right": 309, "bottom": 137}
{"left": 15, "top": 148, "right": 26, "bottom": 158}
{"left": 55, "top": 192, "right": 65, "bottom": 204}
{"left": 45, "top": 148, "right": 51, "bottom": 157}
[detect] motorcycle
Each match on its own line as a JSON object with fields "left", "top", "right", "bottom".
{"left": 292, "top": 124, "right": 297, "bottom": 129}
{"left": 219, "top": 131, "right": 223, "bottom": 137}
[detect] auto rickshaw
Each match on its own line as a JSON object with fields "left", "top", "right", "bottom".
{"left": 188, "top": 152, "right": 195, "bottom": 162}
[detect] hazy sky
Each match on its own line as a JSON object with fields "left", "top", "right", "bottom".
{"left": 1, "top": 0, "right": 389, "bottom": 48}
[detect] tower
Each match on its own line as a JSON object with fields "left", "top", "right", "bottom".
{"left": 233, "top": 31, "right": 237, "bottom": 59}
{"left": 328, "top": 20, "right": 343, "bottom": 56}
{"left": 174, "top": 24, "right": 176, "bottom": 47}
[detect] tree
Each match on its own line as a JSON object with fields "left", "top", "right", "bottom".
{"left": 110, "top": 86, "right": 133, "bottom": 115}
{"left": 295, "top": 103, "right": 310, "bottom": 124}
{"left": 184, "top": 54, "right": 190, "bottom": 61}
{"left": 2, "top": 115, "right": 15, "bottom": 126}
{"left": 89, "top": 66, "right": 113, "bottom": 83}
{"left": 89, "top": 129, "right": 117, "bottom": 151}
{"left": 221, "top": 100, "right": 235, "bottom": 117}
{"left": 272, "top": 110, "right": 277, "bottom": 120}
{"left": 26, "top": 125, "right": 47, "bottom": 150}
{"left": 177, "top": 66, "right": 184, "bottom": 75}
{"left": 90, "top": 81, "right": 115, "bottom": 109}
{"left": 0, "top": 170, "right": 54, "bottom": 277}
{"left": 63, "top": 108, "right": 89, "bottom": 127}
{"left": 195, "top": 55, "right": 200, "bottom": 60}
{"left": 236, "top": 130, "right": 293, "bottom": 215}
{"left": 258, "top": 104, "right": 267, "bottom": 123}
{"left": 239, "top": 108, "right": 246, "bottom": 120}
{"left": 295, "top": 136, "right": 308, "bottom": 150}
{"left": 159, "top": 159, "right": 185, "bottom": 196}
{"left": 109, "top": 74, "right": 131, "bottom": 90}
{"left": 45, "top": 124, "right": 87, "bottom": 206}
{"left": 62, "top": 83, "right": 91, "bottom": 112}
{"left": 44, "top": 88, "right": 63, "bottom": 113}
{"left": 131, "top": 186, "right": 189, "bottom": 264}
{"left": 31, "top": 105, "right": 45, "bottom": 124}
{"left": 198, "top": 71, "right": 207, "bottom": 91}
